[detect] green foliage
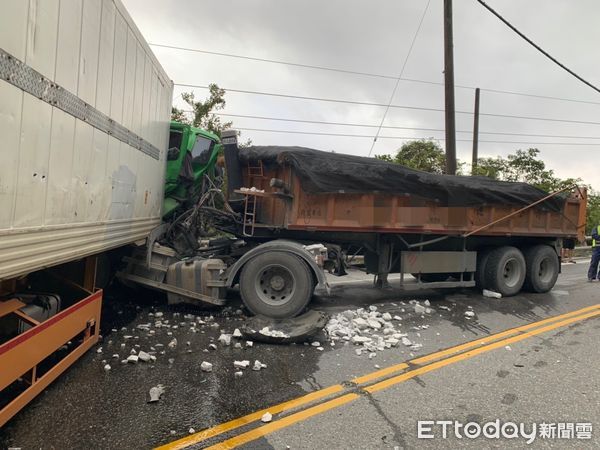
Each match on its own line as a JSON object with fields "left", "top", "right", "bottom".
{"left": 473, "top": 148, "right": 580, "bottom": 193}
{"left": 376, "top": 139, "right": 448, "bottom": 174}
{"left": 171, "top": 84, "right": 232, "bottom": 137}
{"left": 586, "top": 191, "right": 600, "bottom": 234}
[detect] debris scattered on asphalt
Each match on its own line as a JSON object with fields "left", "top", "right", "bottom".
{"left": 200, "top": 361, "right": 213, "bottom": 372}
{"left": 242, "top": 310, "right": 328, "bottom": 344}
{"left": 96, "top": 347, "right": 103, "bottom": 353}
{"left": 188, "top": 428, "right": 195, "bottom": 434}
{"left": 252, "top": 360, "right": 267, "bottom": 371}
{"left": 261, "top": 412, "right": 273, "bottom": 423}
{"left": 234, "top": 360, "right": 250, "bottom": 369}
{"left": 148, "top": 384, "right": 165, "bottom": 403}
{"left": 168, "top": 338, "right": 178, "bottom": 349}
{"left": 232, "top": 328, "right": 242, "bottom": 338}
{"left": 234, "top": 371, "right": 243, "bottom": 377}
{"left": 483, "top": 289, "right": 502, "bottom": 298}
{"left": 218, "top": 333, "right": 232, "bottom": 346}
{"left": 465, "top": 311, "right": 475, "bottom": 318}
{"left": 103, "top": 364, "right": 111, "bottom": 371}
{"left": 127, "top": 355, "right": 139, "bottom": 364}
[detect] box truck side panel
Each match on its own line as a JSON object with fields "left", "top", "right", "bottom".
{"left": 0, "top": 0, "right": 174, "bottom": 280}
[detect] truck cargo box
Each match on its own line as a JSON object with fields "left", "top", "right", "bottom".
{"left": 235, "top": 146, "right": 585, "bottom": 239}
{"left": 0, "top": 0, "right": 173, "bottom": 280}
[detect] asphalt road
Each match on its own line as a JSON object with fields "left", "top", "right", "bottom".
{"left": 1, "top": 259, "right": 599, "bottom": 449}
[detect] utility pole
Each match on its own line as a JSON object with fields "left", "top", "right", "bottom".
{"left": 471, "top": 87, "right": 480, "bottom": 174}
{"left": 444, "top": 0, "right": 457, "bottom": 175}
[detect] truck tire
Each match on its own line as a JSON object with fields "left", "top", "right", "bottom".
{"left": 522, "top": 245, "right": 559, "bottom": 293}
{"left": 239, "top": 251, "right": 313, "bottom": 318}
{"left": 483, "top": 246, "right": 526, "bottom": 296}
{"left": 475, "top": 248, "right": 492, "bottom": 288}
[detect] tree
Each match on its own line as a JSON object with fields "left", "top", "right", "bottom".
{"left": 586, "top": 191, "right": 600, "bottom": 235}
{"left": 473, "top": 148, "right": 580, "bottom": 193}
{"left": 376, "top": 139, "right": 448, "bottom": 173}
{"left": 171, "top": 83, "right": 232, "bottom": 137}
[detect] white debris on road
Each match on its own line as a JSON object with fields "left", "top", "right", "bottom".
{"left": 233, "top": 328, "right": 242, "bottom": 338}
{"left": 261, "top": 412, "right": 273, "bottom": 423}
{"left": 483, "top": 289, "right": 502, "bottom": 298}
{"left": 148, "top": 384, "right": 165, "bottom": 403}
{"left": 252, "top": 360, "right": 267, "bottom": 371}
{"left": 168, "top": 338, "right": 178, "bottom": 349}
{"left": 259, "top": 327, "right": 289, "bottom": 338}
{"left": 234, "top": 360, "right": 250, "bottom": 369}
{"left": 103, "top": 364, "right": 111, "bottom": 371}
{"left": 126, "top": 355, "right": 139, "bottom": 364}
{"left": 325, "top": 305, "right": 426, "bottom": 357}
{"left": 218, "top": 334, "right": 232, "bottom": 346}
{"left": 465, "top": 311, "right": 475, "bottom": 318}
{"left": 200, "top": 361, "right": 213, "bottom": 372}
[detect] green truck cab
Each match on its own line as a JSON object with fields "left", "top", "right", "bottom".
{"left": 164, "top": 121, "right": 222, "bottom": 219}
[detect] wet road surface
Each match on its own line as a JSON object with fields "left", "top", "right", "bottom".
{"left": 1, "top": 260, "right": 599, "bottom": 449}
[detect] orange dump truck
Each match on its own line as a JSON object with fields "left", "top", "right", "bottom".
{"left": 213, "top": 131, "right": 587, "bottom": 318}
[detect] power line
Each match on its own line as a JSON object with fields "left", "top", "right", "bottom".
{"left": 175, "top": 83, "right": 600, "bottom": 125}
{"left": 154, "top": 44, "right": 600, "bottom": 106}
{"left": 475, "top": 0, "right": 600, "bottom": 96}
{"left": 211, "top": 112, "right": 600, "bottom": 140}
{"left": 369, "top": 0, "right": 431, "bottom": 157}
{"left": 235, "top": 127, "right": 600, "bottom": 145}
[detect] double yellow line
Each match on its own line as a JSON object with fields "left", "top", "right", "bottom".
{"left": 157, "top": 303, "right": 600, "bottom": 450}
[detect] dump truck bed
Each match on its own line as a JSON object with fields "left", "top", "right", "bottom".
{"left": 236, "top": 146, "right": 585, "bottom": 239}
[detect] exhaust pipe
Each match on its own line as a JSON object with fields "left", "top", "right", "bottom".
{"left": 221, "top": 129, "right": 244, "bottom": 201}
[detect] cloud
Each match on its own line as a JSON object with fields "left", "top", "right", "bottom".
{"left": 123, "top": 0, "right": 600, "bottom": 190}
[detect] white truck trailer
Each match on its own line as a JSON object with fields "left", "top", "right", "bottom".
{"left": 0, "top": 0, "right": 172, "bottom": 426}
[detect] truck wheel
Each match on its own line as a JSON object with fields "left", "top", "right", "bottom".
{"left": 475, "top": 248, "right": 492, "bottom": 288}
{"left": 523, "top": 245, "right": 559, "bottom": 293}
{"left": 483, "top": 246, "right": 526, "bottom": 296}
{"left": 239, "top": 252, "right": 313, "bottom": 318}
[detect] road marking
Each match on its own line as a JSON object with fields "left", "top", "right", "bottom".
{"left": 366, "top": 308, "right": 600, "bottom": 393}
{"left": 157, "top": 303, "right": 600, "bottom": 449}
{"left": 204, "top": 394, "right": 359, "bottom": 450}
{"left": 156, "top": 385, "right": 344, "bottom": 450}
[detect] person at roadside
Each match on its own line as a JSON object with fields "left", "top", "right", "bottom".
{"left": 588, "top": 225, "right": 600, "bottom": 281}
{"left": 561, "top": 238, "right": 576, "bottom": 264}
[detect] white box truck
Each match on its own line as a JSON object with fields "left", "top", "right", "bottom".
{"left": 0, "top": 0, "right": 172, "bottom": 426}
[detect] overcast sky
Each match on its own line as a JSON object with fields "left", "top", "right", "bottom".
{"left": 123, "top": 0, "right": 600, "bottom": 190}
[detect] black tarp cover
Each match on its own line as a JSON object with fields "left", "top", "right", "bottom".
{"left": 239, "top": 146, "right": 564, "bottom": 210}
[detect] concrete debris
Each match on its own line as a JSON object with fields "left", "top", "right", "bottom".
{"left": 138, "top": 351, "right": 151, "bottom": 362}
{"left": 188, "top": 428, "right": 195, "bottom": 434}
{"left": 168, "top": 338, "right": 178, "bottom": 349}
{"left": 326, "top": 307, "right": 424, "bottom": 357}
{"left": 200, "top": 361, "right": 213, "bottom": 372}
{"left": 259, "top": 327, "right": 290, "bottom": 338}
{"left": 261, "top": 412, "right": 273, "bottom": 423}
{"left": 316, "top": 347, "right": 324, "bottom": 351}
{"left": 130, "top": 349, "right": 137, "bottom": 355}
{"left": 465, "top": 311, "right": 475, "bottom": 318}
{"left": 483, "top": 289, "right": 502, "bottom": 298}
{"left": 246, "top": 341, "right": 254, "bottom": 347}
{"left": 369, "top": 305, "right": 378, "bottom": 312}
{"left": 112, "top": 354, "right": 119, "bottom": 359}
{"left": 232, "top": 328, "right": 242, "bottom": 338}
{"left": 234, "top": 343, "right": 242, "bottom": 349}
{"left": 127, "top": 355, "right": 139, "bottom": 364}
{"left": 414, "top": 304, "right": 426, "bottom": 314}
{"left": 148, "top": 384, "right": 165, "bottom": 403}
{"left": 234, "top": 360, "right": 250, "bottom": 369}
{"left": 154, "top": 312, "right": 163, "bottom": 318}
{"left": 234, "top": 371, "right": 243, "bottom": 378}
{"left": 424, "top": 300, "right": 431, "bottom": 306}
{"left": 252, "top": 360, "right": 267, "bottom": 371}
{"left": 311, "top": 341, "right": 321, "bottom": 347}
{"left": 96, "top": 347, "right": 103, "bottom": 353}
{"left": 103, "top": 364, "right": 111, "bottom": 371}
{"left": 218, "top": 334, "right": 232, "bottom": 346}
{"left": 438, "top": 305, "right": 452, "bottom": 311}
{"left": 121, "top": 360, "right": 128, "bottom": 364}
{"left": 208, "top": 344, "right": 217, "bottom": 350}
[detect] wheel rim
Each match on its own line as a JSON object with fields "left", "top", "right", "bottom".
{"left": 254, "top": 264, "right": 297, "bottom": 306}
{"left": 537, "top": 256, "right": 554, "bottom": 284}
{"left": 502, "top": 257, "right": 521, "bottom": 288}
